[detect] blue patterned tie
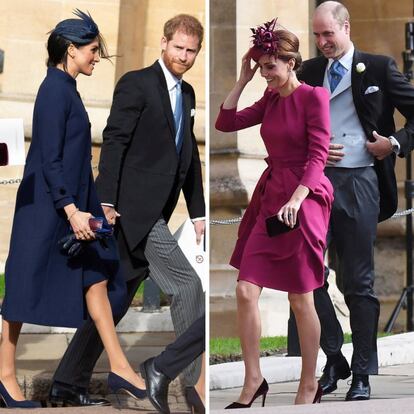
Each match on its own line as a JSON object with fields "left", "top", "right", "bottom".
{"left": 174, "top": 81, "right": 183, "bottom": 152}
{"left": 329, "top": 60, "right": 346, "bottom": 92}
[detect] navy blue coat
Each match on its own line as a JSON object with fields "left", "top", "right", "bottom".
{"left": 2, "top": 67, "right": 126, "bottom": 328}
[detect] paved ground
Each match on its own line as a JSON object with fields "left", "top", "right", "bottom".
{"left": 7, "top": 332, "right": 195, "bottom": 412}
{"left": 13, "top": 360, "right": 412, "bottom": 413}
{"left": 0, "top": 407, "right": 190, "bottom": 413}
{"left": 210, "top": 363, "right": 414, "bottom": 413}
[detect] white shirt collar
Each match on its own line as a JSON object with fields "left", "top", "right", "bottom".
{"left": 158, "top": 58, "right": 181, "bottom": 91}
{"left": 327, "top": 43, "right": 354, "bottom": 71}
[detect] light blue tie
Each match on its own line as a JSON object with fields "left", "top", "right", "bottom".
{"left": 174, "top": 81, "right": 183, "bottom": 153}
{"left": 329, "top": 60, "right": 346, "bottom": 92}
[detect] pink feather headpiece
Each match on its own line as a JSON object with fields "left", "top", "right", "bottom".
{"left": 249, "top": 18, "right": 280, "bottom": 62}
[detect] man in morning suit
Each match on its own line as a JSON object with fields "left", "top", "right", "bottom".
{"left": 49, "top": 14, "right": 205, "bottom": 407}
{"left": 298, "top": 1, "right": 414, "bottom": 401}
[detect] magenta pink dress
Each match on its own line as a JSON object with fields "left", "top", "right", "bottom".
{"left": 216, "top": 83, "right": 334, "bottom": 293}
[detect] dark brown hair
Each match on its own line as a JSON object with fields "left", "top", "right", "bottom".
{"left": 46, "top": 32, "right": 111, "bottom": 69}
{"left": 275, "top": 29, "right": 302, "bottom": 71}
{"left": 163, "top": 14, "right": 204, "bottom": 50}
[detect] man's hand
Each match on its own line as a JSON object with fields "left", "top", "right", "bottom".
{"left": 102, "top": 205, "right": 121, "bottom": 226}
{"left": 193, "top": 220, "right": 205, "bottom": 245}
{"left": 327, "top": 143, "right": 345, "bottom": 166}
{"left": 366, "top": 131, "right": 393, "bottom": 160}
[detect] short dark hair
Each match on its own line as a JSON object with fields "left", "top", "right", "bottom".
{"left": 163, "top": 14, "right": 204, "bottom": 49}
{"left": 46, "top": 32, "right": 111, "bottom": 69}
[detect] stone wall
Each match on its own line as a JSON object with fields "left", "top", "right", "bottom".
{"left": 0, "top": 0, "right": 205, "bottom": 142}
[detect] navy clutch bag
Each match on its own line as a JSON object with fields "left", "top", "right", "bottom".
{"left": 89, "top": 217, "right": 113, "bottom": 235}
{"left": 59, "top": 217, "right": 113, "bottom": 257}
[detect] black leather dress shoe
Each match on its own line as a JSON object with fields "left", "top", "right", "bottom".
{"left": 49, "top": 381, "right": 111, "bottom": 407}
{"left": 345, "top": 375, "right": 371, "bottom": 401}
{"left": 319, "top": 354, "right": 351, "bottom": 395}
{"left": 140, "top": 357, "right": 171, "bottom": 414}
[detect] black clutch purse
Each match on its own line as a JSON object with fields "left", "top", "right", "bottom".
{"left": 265, "top": 214, "right": 300, "bottom": 237}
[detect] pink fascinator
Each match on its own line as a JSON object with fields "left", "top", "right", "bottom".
{"left": 249, "top": 18, "right": 280, "bottom": 62}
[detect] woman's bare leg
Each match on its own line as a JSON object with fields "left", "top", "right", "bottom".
{"left": 0, "top": 320, "right": 24, "bottom": 400}
{"left": 85, "top": 281, "right": 145, "bottom": 389}
{"left": 289, "top": 291, "right": 320, "bottom": 404}
{"left": 194, "top": 353, "right": 205, "bottom": 404}
{"left": 235, "top": 280, "right": 263, "bottom": 404}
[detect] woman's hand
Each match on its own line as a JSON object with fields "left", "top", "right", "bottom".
{"left": 276, "top": 185, "right": 310, "bottom": 227}
{"left": 222, "top": 51, "right": 259, "bottom": 110}
{"left": 64, "top": 204, "right": 95, "bottom": 240}
{"left": 277, "top": 199, "right": 302, "bottom": 227}
{"left": 238, "top": 51, "right": 259, "bottom": 86}
{"left": 69, "top": 211, "right": 95, "bottom": 240}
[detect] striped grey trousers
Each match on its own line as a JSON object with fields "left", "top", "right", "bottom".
{"left": 145, "top": 218, "right": 205, "bottom": 385}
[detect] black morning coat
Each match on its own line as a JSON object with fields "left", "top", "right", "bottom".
{"left": 96, "top": 61, "right": 205, "bottom": 253}
{"left": 299, "top": 50, "right": 414, "bottom": 222}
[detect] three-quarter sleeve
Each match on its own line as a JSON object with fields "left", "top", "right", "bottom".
{"left": 300, "top": 87, "right": 330, "bottom": 192}
{"left": 36, "top": 84, "right": 74, "bottom": 209}
{"left": 215, "top": 89, "right": 270, "bottom": 132}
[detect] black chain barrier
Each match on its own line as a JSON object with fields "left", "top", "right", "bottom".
{"left": 0, "top": 166, "right": 99, "bottom": 186}
{"left": 210, "top": 208, "right": 414, "bottom": 225}
{"left": 0, "top": 178, "right": 22, "bottom": 185}
{"left": 1, "top": 175, "right": 414, "bottom": 223}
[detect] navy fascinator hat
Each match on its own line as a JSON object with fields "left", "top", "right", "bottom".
{"left": 52, "top": 9, "right": 99, "bottom": 44}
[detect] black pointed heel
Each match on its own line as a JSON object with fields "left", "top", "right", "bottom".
{"left": 313, "top": 384, "right": 323, "bottom": 404}
{"left": 225, "top": 378, "right": 269, "bottom": 409}
{"left": 261, "top": 391, "right": 267, "bottom": 407}
{"left": 0, "top": 381, "right": 41, "bottom": 408}
{"left": 107, "top": 372, "right": 147, "bottom": 403}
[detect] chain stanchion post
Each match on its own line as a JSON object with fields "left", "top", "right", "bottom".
{"left": 142, "top": 278, "right": 161, "bottom": 313}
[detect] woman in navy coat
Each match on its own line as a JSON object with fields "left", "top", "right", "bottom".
{"left": 0, "top": 10, "right": 146, "bottom": 408}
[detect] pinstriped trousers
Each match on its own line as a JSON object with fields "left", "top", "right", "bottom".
{"left": 145, "top": 218, "right": 205, "bottom": 384}
{"left": 53, "top": 218, "right": 204, "bottom": 389}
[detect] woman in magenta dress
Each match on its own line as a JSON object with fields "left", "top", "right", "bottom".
{"left": 216, "top": 20, "right": 333, "bottom": 407}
